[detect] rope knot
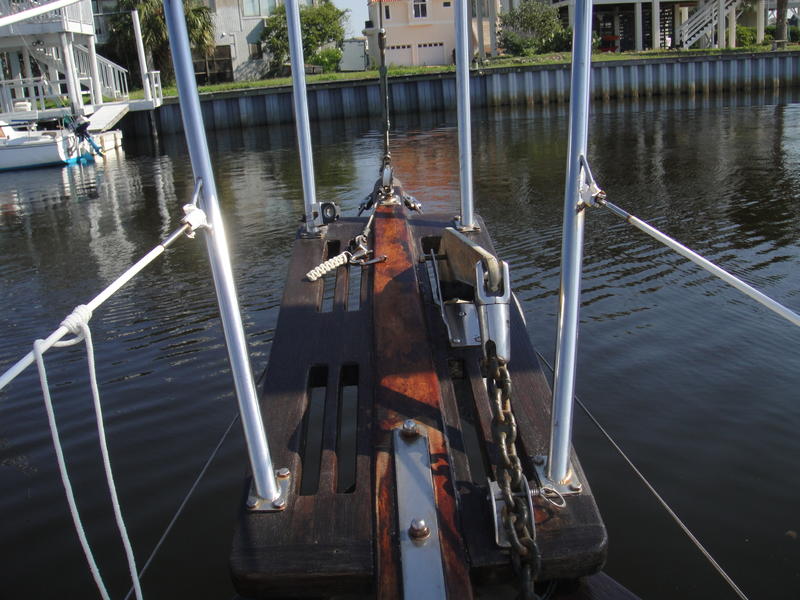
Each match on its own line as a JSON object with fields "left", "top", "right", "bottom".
{"left": 61, "top": 304, "right": 93, "bottom": 335}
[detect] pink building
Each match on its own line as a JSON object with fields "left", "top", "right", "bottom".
{"left": 363, "top": 0, "right": 499, "bottom": 67}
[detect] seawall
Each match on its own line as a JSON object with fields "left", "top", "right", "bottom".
{"left": 120, "top": 51, "right": 800, "bottom": 136}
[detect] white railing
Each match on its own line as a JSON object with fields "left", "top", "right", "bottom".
{"left": 29, "top": 43, "right": 129, "bottom": 101}
{"left": 75, "top": 44, "right": 129, "bottom": 99}
{"left": 679, "top": 0, "right": 741, "bottom": 48}
{"left": 0, "top": 0, "right": 93, "bottom": 28}
{"left": 0, "top": 75, "right": 67, "bottom": 113}
{"left": 149, "top": 70, "right": 163, "bottom": 103}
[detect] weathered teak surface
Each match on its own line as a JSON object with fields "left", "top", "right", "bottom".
{"left": 230, "top": 202, "right": 614, "bottom": 598}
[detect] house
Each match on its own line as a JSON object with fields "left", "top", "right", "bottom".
{"left": 362, "top": 0, "right": 502, "bottom": 67}
{"left": 363, "top": 0, "right": 778, "bottom": 68}
{"left": 0, "top": 0, "right": 136, "bottom": 115}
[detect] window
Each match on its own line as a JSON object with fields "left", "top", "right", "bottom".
{"left": 249, "top": 43, "right": 263, "bottom": 59}
{"left": 243, "top": 0, "right": 276, "bottom": 17}
{"left": 413, "top": 0, "right": 427, "bottom": 18}
{"left": 443, "top": 1, "right": 450, "bottom": 6}
{"left": 384, "top": 5, "right": 390, "bottom": 19}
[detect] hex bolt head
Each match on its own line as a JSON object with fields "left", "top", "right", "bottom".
{"left": 272, "top": 496, "right": 287, "bottom": 509}
{"left": 453, "top": 338, "right": 462, "bottom": 344}
{"left": 246, "top": 497, "right": 258, "bottom": 509}
{"left": 276, "top": 467, "right": 291, "bottom": 479}
{"left": 569, "top": 481, "right": 582, "bottom": 492}
{"left": 409, "top": 518, "right": 430, "bottom": 540}
{"left": 401, "top": 419, "right": 419, "bottom": 438}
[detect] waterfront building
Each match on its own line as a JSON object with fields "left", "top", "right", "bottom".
{"left": 0, "top": 0, "right": 139, "bottom": 115}
{"left": 363, "top": 0, "right": 500, "bottom": 66}
{"left": 363, "top": 0, "right": 783, "bottom": 68}
{"left": 200, "top": 0, "right": 316, "bottom": 82}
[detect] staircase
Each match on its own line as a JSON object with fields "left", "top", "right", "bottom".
{"left": 31, "top": 44, "right": 129, "bottom": 100}
{"left": 678, "top": 0, "right": 741, "bottom": 49}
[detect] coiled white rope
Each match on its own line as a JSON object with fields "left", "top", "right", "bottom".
{"left": 306, "top": 251, "right": 351, "bottom": 281}
{"left": 34, "top": 305, "right": 144, "bottom": 600}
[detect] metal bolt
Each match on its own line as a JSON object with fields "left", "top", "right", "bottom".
{"left": 453, "top": 338, "right": 462, "bottom": 344}
{"left": 277, "top": 467, "right": 291, "bottom": 479}
{"left": 458, "top": 311, "right": 467, "bottom": 317}
{"left": 401, "top": 419, "right": 419, "bottom": 438}
{"left": 533, "top": 455, "right": 546, "bottom": 466}
{"left": 569, "top": 481, "right": 582, "bottom": 492}
{"left": 409, "top": 518, "right": 430, "bottom": 540}
{"left": 246, "top": 497, "right": 258, "bottom": 509}
{"left": 272, "top": 496, "right": 287, "bottom": 509}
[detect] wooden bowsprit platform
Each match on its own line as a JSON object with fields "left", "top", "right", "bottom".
{"left": 230, "top": 195, "right": 617, "bottom": 598}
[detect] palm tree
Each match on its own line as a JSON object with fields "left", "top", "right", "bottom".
{"left": 108, "top": 0, "right": 215, "bottom": 84}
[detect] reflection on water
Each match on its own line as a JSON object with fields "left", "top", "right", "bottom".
{"left": 1, "top": 97, "right": 799, "bottom": 600}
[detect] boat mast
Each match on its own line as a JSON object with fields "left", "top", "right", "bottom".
{"left": 548, "top": 0, "right": 593, "bottom": 485}
{"left": 285, "top": 0, "right": 320, "bottom": 236}
{"left": 162, "top": 0, "right": 282, "bottom": 505}
{"left": 454, "top": 0, "right": 474, "bottom": 229}
{"left": 378, "top": 0, "right": 390, "bottom": 167}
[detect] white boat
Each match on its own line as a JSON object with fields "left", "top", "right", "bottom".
{"left": 0, "top": 121, "right": 92, "bottom": 171}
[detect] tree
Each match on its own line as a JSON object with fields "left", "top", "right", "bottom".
{"left": 775, "top": 0, "right": 788, "bottom": 44}
{"left": 498, "top": 0, "right": 567, "bottom": 56}
{"left": 261, "top": 1, "right": 348, "bottom": 75}
{"left": 107, "top": 0, "right": 215, "bottom": 84}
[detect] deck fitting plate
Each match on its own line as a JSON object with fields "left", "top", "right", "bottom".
{"left": 246, "top": 469, "right": 292, "bottom": 512}
{"left": 393, "top": 423, "right": 446, "bottom": 599}
{"left": 533, "top": 457, "right": 583, "bottom": 497}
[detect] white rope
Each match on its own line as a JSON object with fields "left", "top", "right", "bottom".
{"left": 34, "top": 336, "right": 111, "bottom": 600}
{"left": 35, "top": 305, "right": 144, "bottom": 600}
{"left": 306, "top": 251, "right": 351, "bottom": 281}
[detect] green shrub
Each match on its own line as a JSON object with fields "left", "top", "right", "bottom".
{"left": 736, "top": 25, "right": 757, "bottom": 46}
{"left": 498, "top": 0, "right": 566, "bottom": 55}
{"left": 310, "top": 48, "right": 342, "bottom": 72}
{"left": 765, "top": 24, "right": 800, "bottom": 42}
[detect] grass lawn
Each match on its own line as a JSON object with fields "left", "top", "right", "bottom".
{"left": 128, "top": 45, "right": 800, "bottom": 100}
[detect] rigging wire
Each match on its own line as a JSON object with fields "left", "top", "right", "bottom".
{"left": 123, "top": 413, "right": 240, "bottom": 600}
{"left": 533, "top": 350, "right": 750, "bottom": 600}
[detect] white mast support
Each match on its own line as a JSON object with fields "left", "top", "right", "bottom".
{"left": 59, "top": 32, "right": 82, "bottom": 114}
{"left": 476, "top": 0, "right": 485, "bottom": 61}
{"left": 727, "top": 6, "right": 736, "bottom": 48}
{"left": 87, "top": 36, "right": 103, "bottom": 105}
{"left": 0, "top": 0, "right": 84, "bottom": 28}
{"left": 285, "top": 0, "right": 318, "bottom": 235}
{"left": 548, "top": 0, "right": 592, "bottom": 486}
{"left": 488, "top": 0, "right": 497, "bottom": 56}
{"left": 163, "top": 0, "right": 281, "bottom": 503}
{"left": 455, "top": 0, "right": 475, "bottom": 229}
{"left": 634, "top": 2, "right": 643, "bottom": 51}
{"left": 132, "top": 10, "right": 152, "bottom": 102}
{"left": 717, "top": 0, "right": 725, "bottom": 46}
{"left": 651, "top": 0, "right": 661, "bottom": 49}
{"left": 756, "top": 0, "right": 765, "bottom": 43}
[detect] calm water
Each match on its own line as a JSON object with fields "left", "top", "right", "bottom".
{"left": 0, "top": 98, "right": 799, "bottom": 600}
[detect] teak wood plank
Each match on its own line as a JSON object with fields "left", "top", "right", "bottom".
{"left": 230, "top": 219, "right": 374, "bottom": 598}
{"left": 372, "top": 202, "right": 473, "bottom": 600}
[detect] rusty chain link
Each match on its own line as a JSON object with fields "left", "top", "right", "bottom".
{"left": 487, "top": 352, "right": 541, "bottom": 600}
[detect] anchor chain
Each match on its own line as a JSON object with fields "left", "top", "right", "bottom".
{"left": 487, "top": 351, "right": 541, "bottom": 600}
